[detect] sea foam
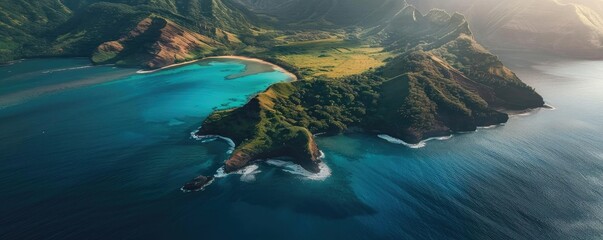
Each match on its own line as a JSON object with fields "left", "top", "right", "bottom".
{"left": 477, "top": 123, "right": 505, "bottom": 130}
{"left": 377, "top": 134, "right": 452, "bottom": 149}
{"left": 192, "top": 130, "right": 330, "bottom": 181}
{"left": 213, "top": 164, "right": 262, "bottom": 182}
{"left": 543, "top": 103, "right": 557, "bottom": 110}
{"left": 237, "top": 165, "right": 261, "bottom": 182}
{"left": 190, "top": 131, "right": 236, "bottom": 154}
{"left": 265, "top": 152, "right": 331, "bottom": 181}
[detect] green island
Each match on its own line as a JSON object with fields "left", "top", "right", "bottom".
{"left": 1, "top": 0, "right": 544, "bottom": 174}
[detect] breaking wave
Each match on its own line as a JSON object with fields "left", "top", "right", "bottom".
{"left": 191, "top": 131, "right": 236, "bottom": 154}
{"left": 213, "top": 164, "right": 262, "bottom": 182}
{"left": 265, "top": 152, "right": 331, "bottom": 181}
{"left": 543, "top": 103, "right": 557, "bottom": 110}
{"left": 377, "top": 134, "right": 452, "bottom": 149}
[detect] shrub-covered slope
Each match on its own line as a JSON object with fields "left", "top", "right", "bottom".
{"left": 0, "top": 0, "right": 72, "bottom": 62}
{"left": 91, "top": 17, "right": 225, "bottom": 68}
{"left": 195, "top": 9, "right": 544, "bottom": 173}
{"left": 1, "top": 1, "right": 545, "bottom": 174}
{"left": 236, "top": 0, "right": 409, "bottom": 27}
{"left": 0, "top": 0, "right": 253, "bottom": 67}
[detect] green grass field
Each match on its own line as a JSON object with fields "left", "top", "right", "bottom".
{"left": 273, "top": 39, "right": 393, "bottom": 78}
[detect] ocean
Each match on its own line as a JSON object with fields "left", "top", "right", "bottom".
{"left": 0, "top": 55, "right": 602, "bottom": 239}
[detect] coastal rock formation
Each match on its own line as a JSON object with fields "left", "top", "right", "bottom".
{"left": 181, "top": 175, "right": 214, "bottom": 192}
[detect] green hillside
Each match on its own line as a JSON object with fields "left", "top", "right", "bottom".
{"left": 196, "top": 8, "right": 544, "bottom": 173}
{"left": 236, "top": 0, "right": 409, "bottom": 27}
{"left": 1, "top": 0, "right": 255, "bottom": 66}
{"left": 0, "top": 0, "right": 72, "bottom": 62}
{"left": 0, "top": 0, "right": 545, "bottom": 173}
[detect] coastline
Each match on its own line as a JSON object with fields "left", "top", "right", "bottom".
{"left": 499, "top": 104, "right": 556, "bottom": 117}
{"left": 205, "top": 56, "right": 298, "bottom": 81}
{"left": 136, "top": 56, "right": 299, "bottom": 81}
{"left": 135, "top": 59, "right": 203, "bottom": 74}
{"left": 378, "top": 134, "right": 453, "bottom": 149}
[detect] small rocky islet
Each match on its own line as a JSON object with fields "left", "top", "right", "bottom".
{"left": 181, "top": 175, "right": 214, "bottom": 192}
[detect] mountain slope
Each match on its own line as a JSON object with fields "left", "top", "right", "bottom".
{"left": 195, "top": 9, "right": 544, "bottom": 173}
{"left": 236, "top": 0, "right": 409, "bottom": 27}
{"left": 240, "top": 0, "right": 603, "bottom": 58}
{"left": 91, "top": 17, "right": 225, "bottom": 68}
{"left": 0, "top": 0, "right": 72, "bottom": 62}
{"left": 408, "top": 0, "right": 603, "bottom": 59}
{"left": 1, "top": 0, "right": 253, "bottom": 67}
{"left": 0, "top": 1, "right": 545, "bottom": 174}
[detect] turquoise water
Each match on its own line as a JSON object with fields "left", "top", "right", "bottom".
{"left": 1, "top": 56, "right": 603, "bottom": 239}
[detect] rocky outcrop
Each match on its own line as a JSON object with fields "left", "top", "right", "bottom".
{"left": 182, "top": 175, "right": 214, "bottom": 192}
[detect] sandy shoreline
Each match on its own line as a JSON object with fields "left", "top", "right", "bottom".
{"left": 137, "top": 56, "right": 298, "bottom": 81}
{"left": 135, "top": 59, "right": 203, "bottom": 74}
{"left": 206, "top": 56, "right": 298, "bottom": 81}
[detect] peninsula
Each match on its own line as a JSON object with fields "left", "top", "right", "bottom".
{"left": 0, "top": 0, "right": 545, "bottom": 175}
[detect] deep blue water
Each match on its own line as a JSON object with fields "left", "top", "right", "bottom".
{"left": 1, "top": 56, "right": 602, "bottom": 239}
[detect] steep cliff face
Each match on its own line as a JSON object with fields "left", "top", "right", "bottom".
{"left": 408, "top": 0, "right": 603, "bottom": 59}
{"left": 91, "top": 17, "right": 228, "bottom": 69}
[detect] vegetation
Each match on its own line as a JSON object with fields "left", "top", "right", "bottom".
{"left": 1, "top": 0, "right": 545, "bottom": 173}
{"left": 272, "top": 39, "right": 393, "bottom": 78}
{"left": 0, "top": 0, "right": 254, "bottom": 66}
{"left": 195, "top": 6, "right": 543, "bottom": 173}
{"left": 0, "top": 0, "right": 72, "bottom": 61}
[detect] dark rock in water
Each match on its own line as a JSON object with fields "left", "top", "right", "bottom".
{"left": 181, "top": 175, "right": 214, "bottom": 192}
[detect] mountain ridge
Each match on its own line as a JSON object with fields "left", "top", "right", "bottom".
{"left": 194, "top": 7, "right": 544, "bottom": 173}
{"left": 408, "top": 0, "right": 603, "bottom": 59}
{"left": 0, "top": 0, "right": 545, "bottom": 175}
